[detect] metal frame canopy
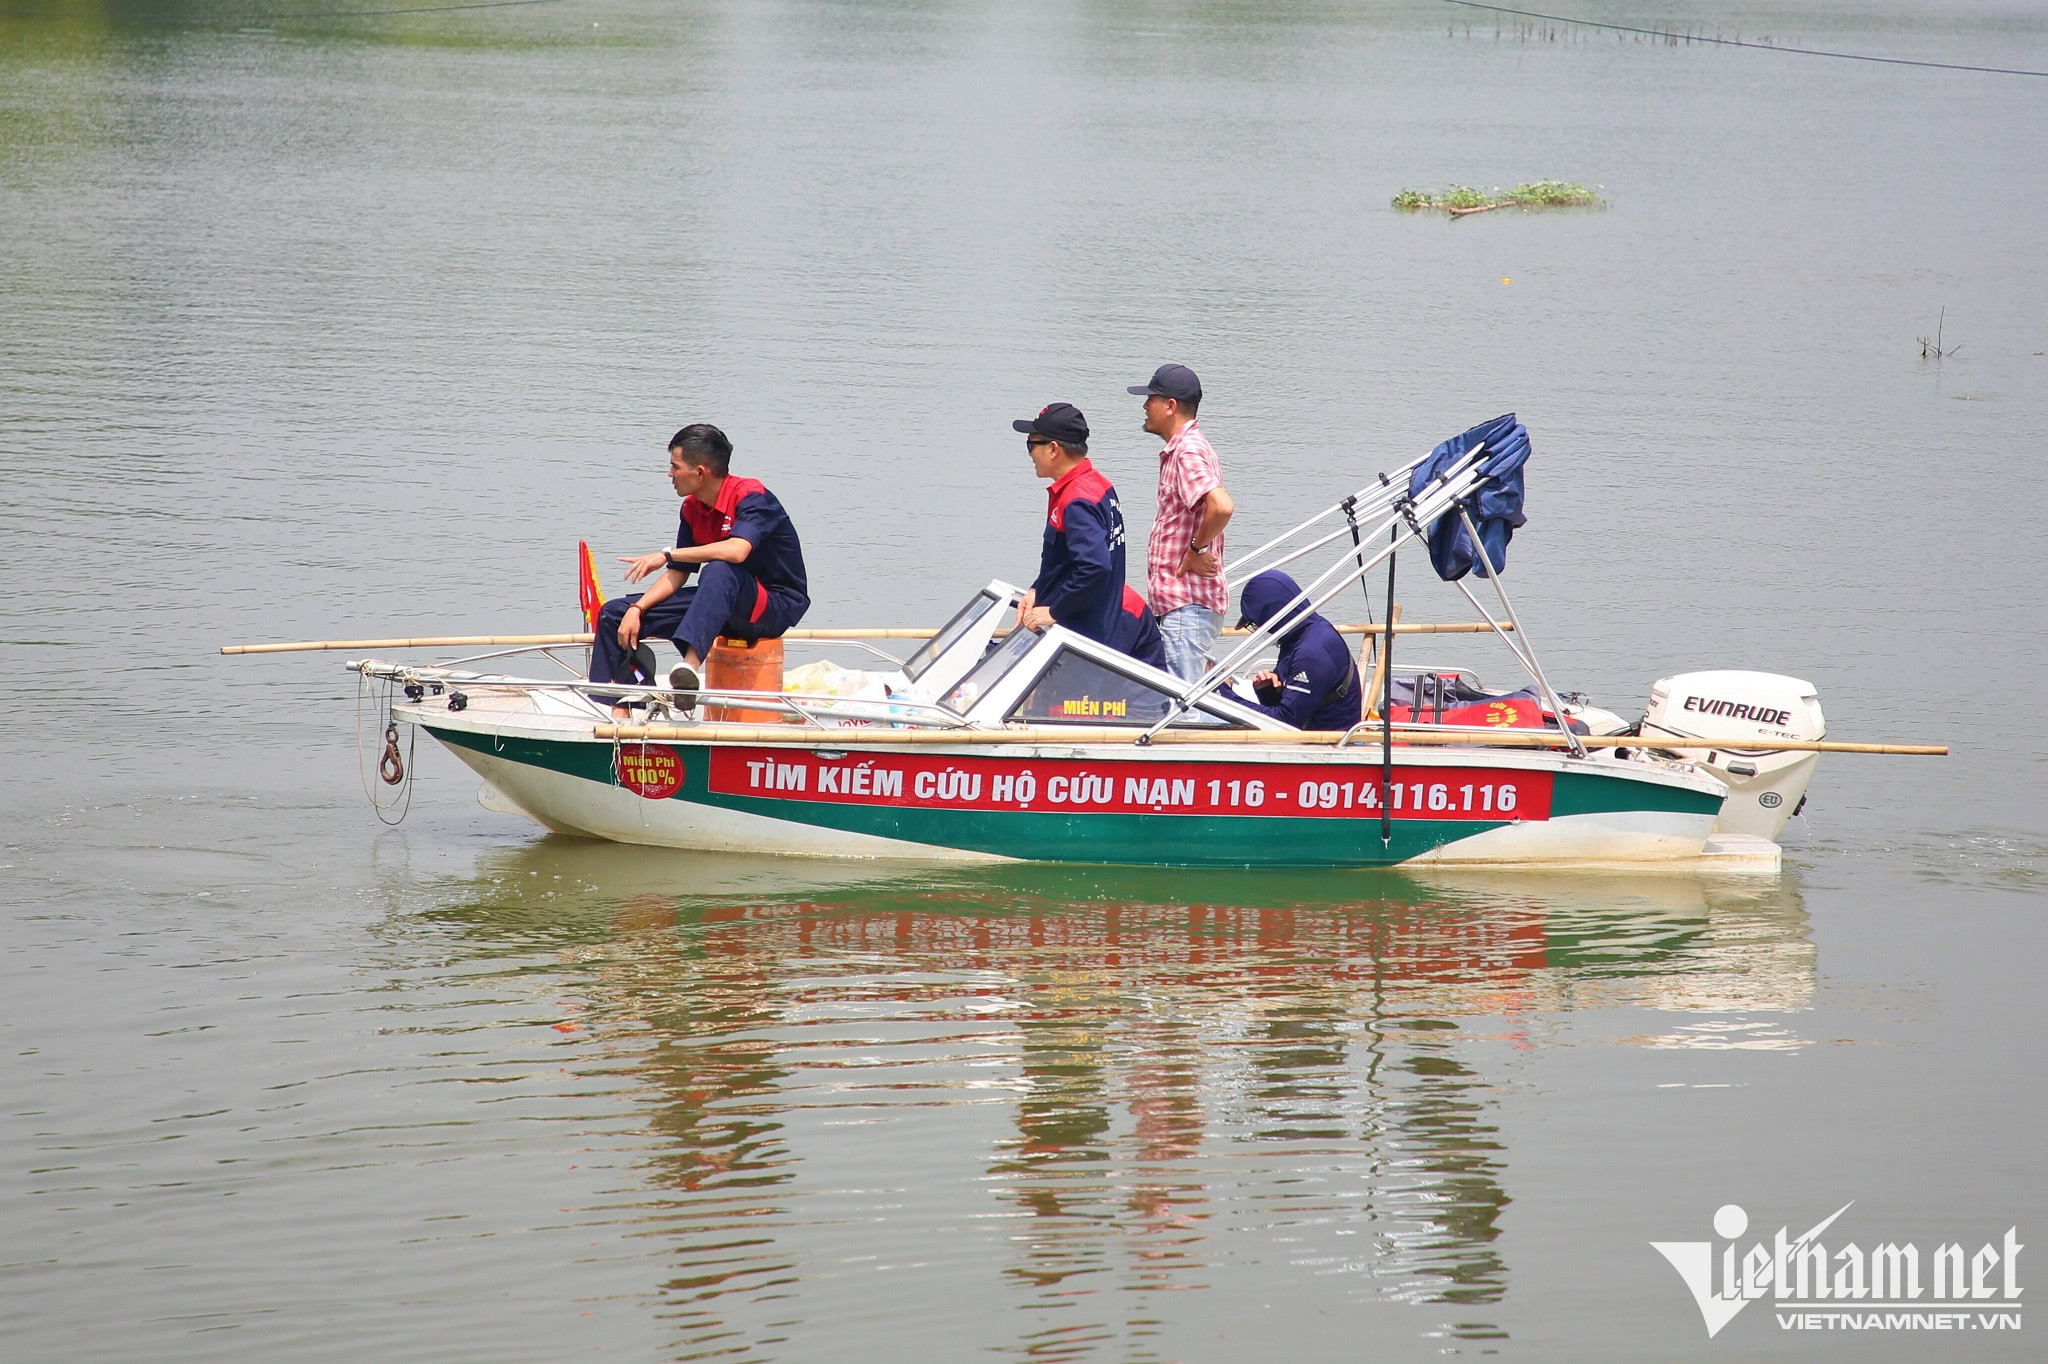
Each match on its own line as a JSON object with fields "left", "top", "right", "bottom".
{"left": 1144, "top": 425, "right": 1585, "bottom": 757}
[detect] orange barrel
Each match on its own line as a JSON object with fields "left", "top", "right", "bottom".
{"left": 703, "top": 636, "right": 786, "bottom": 723}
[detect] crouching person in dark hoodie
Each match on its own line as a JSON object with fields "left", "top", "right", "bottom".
{"left": 1224, "top": 570, "right": 1363, "bottom": 731}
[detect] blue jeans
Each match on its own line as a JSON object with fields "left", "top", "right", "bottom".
{"left": 1156, "top": 603, "right": 1223, "bottom": 682}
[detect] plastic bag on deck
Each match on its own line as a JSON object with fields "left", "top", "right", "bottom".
{"left": 783, "top": 660, "right": 899, "bottom": 728}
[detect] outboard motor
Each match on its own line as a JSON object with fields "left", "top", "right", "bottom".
{"left": 1640, "top": 671, "right": 1823, "bottom": 841}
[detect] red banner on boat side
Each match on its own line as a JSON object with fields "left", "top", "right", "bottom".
{"left": 708, "top": 748, "right": 1552, "bottom": 821}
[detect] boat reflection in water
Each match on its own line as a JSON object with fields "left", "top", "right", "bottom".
{"left": 403, "top": 843, "right": 1814, "bottom": 1358}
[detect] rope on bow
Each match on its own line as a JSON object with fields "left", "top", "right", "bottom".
{"left": 357, "top": 669, "right": 418, "bottom": 825}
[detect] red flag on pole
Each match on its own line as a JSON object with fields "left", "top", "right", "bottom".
{"left": 577, "top": 540, "right": 603, "bottom": 632}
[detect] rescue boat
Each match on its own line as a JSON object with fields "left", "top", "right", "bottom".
{"left": 340, "top": 415, "right": 1903, "bottom": 872}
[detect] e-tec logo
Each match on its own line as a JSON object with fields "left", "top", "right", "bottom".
{"left": 1653, "top": 1203, "right": 2024, "bottom": 1337}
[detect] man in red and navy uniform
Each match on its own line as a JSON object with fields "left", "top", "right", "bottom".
{"left": 593, "top": 423, "right": 809, "bottom": 707}
{"left": 1010, "top": 403, "right": 1167, "bottom": 670}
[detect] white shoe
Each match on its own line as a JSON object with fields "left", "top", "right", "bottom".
{"left": 667, "top": 663, "right": 701, "bottom": 714}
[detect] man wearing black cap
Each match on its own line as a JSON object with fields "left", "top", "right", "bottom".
{"left": 1129, "top": 363, "right": 1234, "bottom": 683}
{"left": 1010, "top": 403, "right": 1167, "bottom": 668}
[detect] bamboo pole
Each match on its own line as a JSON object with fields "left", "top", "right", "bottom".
{"left": 591, "top": 722, "right": 1945, "bottom": 756}
{"left": 1361, "top": 603, "right": 1401, "bottom": 721}
{"left": 220, "top": 621, "right": 1508, "bottom": 655}
{"left": 1293, "top": 622, "right": 1503, "bottom": 636}
{"left": 224, "top": 634, "right": 595, "bottom": 655}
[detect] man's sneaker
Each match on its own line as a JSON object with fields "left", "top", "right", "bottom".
{"left": 667, "top": 663, "right": 701, "bottom": 714}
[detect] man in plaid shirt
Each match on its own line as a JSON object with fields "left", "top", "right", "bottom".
{"left": 1128, "top": 363, "right": 1235, "bottom": 681}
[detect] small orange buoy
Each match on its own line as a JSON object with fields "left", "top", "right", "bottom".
{"left": 704, "top": 636, "right": 786, "bottom": 723}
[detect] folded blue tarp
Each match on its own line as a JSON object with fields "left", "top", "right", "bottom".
{"left": 1406, "top": 412, "right": 1529, "bottom": 580}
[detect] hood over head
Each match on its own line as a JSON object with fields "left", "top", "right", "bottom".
{"left": 1235, "top": 569, "right": 1316, "bottom": 641}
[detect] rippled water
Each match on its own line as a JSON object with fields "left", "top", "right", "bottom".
{"left": 3, "top": 1, "right": 2044, "bottom": 1359}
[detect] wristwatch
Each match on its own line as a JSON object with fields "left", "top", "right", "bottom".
{"left": 663, "top": 550, "right": 684, "bottom": 569}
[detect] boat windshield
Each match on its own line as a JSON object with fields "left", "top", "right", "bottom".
{"left": 1006, "top": 645, "right": 1240, "bottom": 728}
{"left": 940, "top": 626, "right": 1038, "bottom": 714}
{"left": 902, "top": 590, "right": 1001, "bottom": 683}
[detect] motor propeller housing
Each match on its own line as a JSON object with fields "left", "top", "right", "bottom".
{"left": 1642, "top": 670, "right": 1825, "bottom": 841}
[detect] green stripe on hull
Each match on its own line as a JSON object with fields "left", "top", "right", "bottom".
{"left": 429, "top": 728, "right": 1721, "bottom": 868}
{"left": 1551, "top": 769, "right": 1718, "bottom": 819}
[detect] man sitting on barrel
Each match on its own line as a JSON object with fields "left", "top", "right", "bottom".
{"left": 593, "top": 423, "right": 809, "bottom": 714}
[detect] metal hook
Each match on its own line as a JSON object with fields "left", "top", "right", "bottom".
{"left": 378, "top": 720, "right": 406, "bottom": 785}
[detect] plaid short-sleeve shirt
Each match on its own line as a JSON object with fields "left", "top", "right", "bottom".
{"left": 1147, "top": 420, "right": 1228, "bottom": 614}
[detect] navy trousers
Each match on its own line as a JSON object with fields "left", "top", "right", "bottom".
{"left": 1120, "top": 605, "right": 1168, "bottom": 671}
{"left": 590, "top": 561, "right": 805, "bottom": 685}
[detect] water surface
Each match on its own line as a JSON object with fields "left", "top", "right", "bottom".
{"left": 2, "top": 1, "right": 2044, "bottom": 1358}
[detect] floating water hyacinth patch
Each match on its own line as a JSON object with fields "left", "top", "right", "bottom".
{"left": 1393, "top": 181, "right": 1605, "bottom": 215}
